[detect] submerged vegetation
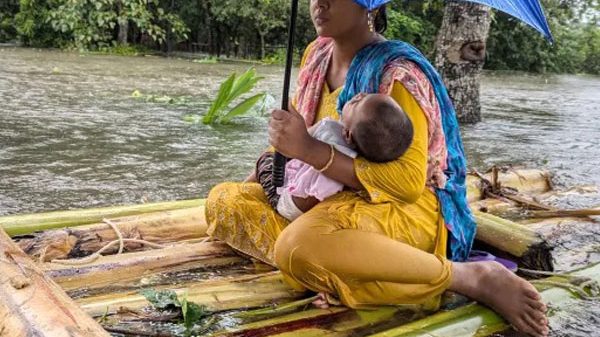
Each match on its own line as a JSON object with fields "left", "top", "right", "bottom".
{"left": 185, "top": 68, "right": 268, "bottom": 125}
{"left": 131, "top": 68, "right": 269, "bottom": 125}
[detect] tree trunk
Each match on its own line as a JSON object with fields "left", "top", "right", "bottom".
{"left": 260, "top": 33, "right": 266, "bottom": 59}
{"left": 165, "top": 0, "right": 175, "bottom": 54}
{"left": 116, "top": 0, "right": 128, "bottom": 45}
{"left": 118, "top": 19, "right": 128, "bottom": 45}
{"left": 434, "top": 1, "right": 492, "bottom": 124}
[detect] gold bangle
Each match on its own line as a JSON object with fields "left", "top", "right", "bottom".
{"left": 317, "top": 144, "right": 335, "bottom": 173}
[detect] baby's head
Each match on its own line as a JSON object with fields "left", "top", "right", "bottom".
{"left": 341, "top": 93, "right": 414, "bottom": 163}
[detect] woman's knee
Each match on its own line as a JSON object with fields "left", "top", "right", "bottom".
{"left": 205, "top": 182, "right": 243, "bottom": 232}
{"left": 207, "top": 182, "right": 236, "bottom": 203}
{"left": 206, "top": 182, "right": 243, "bottom": 211}
{"left": 273, "top": 214, "right": 329, "bottom": 274}
{"left": 274, "top": 224, "right": 302, "bottom": 273}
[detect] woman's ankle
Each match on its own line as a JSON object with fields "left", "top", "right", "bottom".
{"left": 449, "top": 261, "right": 494, "bottom": 297}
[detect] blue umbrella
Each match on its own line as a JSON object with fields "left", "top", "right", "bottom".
{"left": 355, "top": 0, "right": 553, "bottom": 41}
{"left": 272, "top": 0, "right": 554, "bottom": 187}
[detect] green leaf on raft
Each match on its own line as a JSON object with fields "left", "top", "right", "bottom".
{"left": 180, "top": 292, "right": 209, "bottom": 331}
{"left": 140, "top": 289, "right": 211, "bottom": 335}
{"left": 140, "top": 289, "right": 181, "bottom": 310}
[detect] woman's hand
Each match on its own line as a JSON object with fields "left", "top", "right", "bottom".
{"left": 243, "top": 169, "right": 257, "bottom": 183}
{"left": 268, "top": 106, "right": 315, "bottom": 160}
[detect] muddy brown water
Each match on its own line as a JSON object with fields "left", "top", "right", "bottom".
{"left": 1, "top": 47, "right": 599, "bottom": 336}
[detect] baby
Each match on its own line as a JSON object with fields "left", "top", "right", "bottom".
{"left": 257, "top": 93, "right": 414, "bottom": 221}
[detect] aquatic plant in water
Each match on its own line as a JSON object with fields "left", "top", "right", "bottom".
{"left": 190, "top": 67, "right": 267, "bottom": 125}
{"left": 131, "top": 90, "right": 193, "bottom": 105}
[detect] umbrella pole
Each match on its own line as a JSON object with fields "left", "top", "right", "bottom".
{"left": 272, "top": 0, "right": 299, "bottom": 188}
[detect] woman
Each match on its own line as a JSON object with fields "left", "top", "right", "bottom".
{"left": 206, "top": 1, "right": 548, "bottom": 336}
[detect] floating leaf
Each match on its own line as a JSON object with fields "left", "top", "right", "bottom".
{"left": 183, "top": 114, "right": 200, "bottom": 123}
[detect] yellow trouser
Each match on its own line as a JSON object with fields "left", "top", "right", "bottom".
{"left": 206, "top": 182, "right": 452, "bottom": 309}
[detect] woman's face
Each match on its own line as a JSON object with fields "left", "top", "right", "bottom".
{"left": 310, "top": 0, "right": 369, "bottom": 38}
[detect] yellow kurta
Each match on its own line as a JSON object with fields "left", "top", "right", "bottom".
{"left": 206, "top": 65, "right": 452, "bottom": 309}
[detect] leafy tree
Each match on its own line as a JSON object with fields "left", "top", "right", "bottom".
{"left": 0, "top": 0, "right": 19, "bottom": 42}
{"left": 582, "top": 23, "right": 600, "bottom": 74}
{"left": 2, "top": 0, "right": 599, "bottom": 74}
{"left": 16, "top": 0, "right": 188, "bottom": 50}
{"left": 385, "top": 0, "right": 444, "bottom": 56}
{"left": 485, "top": 0, "right": 599, "bottom": 73}
{"left": 14, "top": 0, "right": 61, "bottom": 47}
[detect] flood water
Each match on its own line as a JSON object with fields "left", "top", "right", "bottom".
{"left": 1, "top": 47, "right": 599, "bottom": 336}
{"left": 1, "top": 47, "right": 599, "bottom": 214}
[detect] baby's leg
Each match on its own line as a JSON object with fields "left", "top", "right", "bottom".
{"left": 255, "top": 152, "right": 279, "bottom": 208}
{"left": 291, "top": 196, "right": 320, "bottom": 212}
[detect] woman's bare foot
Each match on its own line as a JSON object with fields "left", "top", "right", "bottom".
{"left": 450, "top": 261, "right": 549, "bottom": 337}
{"left": 312, "top": 292, "right": 330, "bottom": 309}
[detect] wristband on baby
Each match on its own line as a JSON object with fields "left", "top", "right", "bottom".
{"left": 317, "top": 144, "right": 335, "bottom": 173}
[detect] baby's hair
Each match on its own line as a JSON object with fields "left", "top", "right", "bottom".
{"left": 352, "top": 99, "right": 414, "bottom": 163}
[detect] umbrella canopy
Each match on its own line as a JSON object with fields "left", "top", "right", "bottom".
{"left": 454, "top": 0, "right": 554, "bottom": 41}
{"left": 355, "top": 0, "right": 553, "bottom": 41}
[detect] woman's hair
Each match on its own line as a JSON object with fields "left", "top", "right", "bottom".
{"left": 374, "top": 5, "right": 388, "bottom": 34}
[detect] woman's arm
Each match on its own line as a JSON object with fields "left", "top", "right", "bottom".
{"left": 300, "top": 139, "right": 364, "bottom": 189}
{"left": 269, "top": 107, "right": 364, "bottom": 190}
{"left": 270, "top": 81, "right": 429, "bottom": 204}
{"left": 349, "top": 82, "right": 429, "bottom": 204}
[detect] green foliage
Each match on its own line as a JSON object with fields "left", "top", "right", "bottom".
{"left": 582, "top": 25, "right": 600, "bottom": 74}
{"left": 384, "top": 8, "right": 438, "bottom": 56}
{"left": 2, "top": 0, "right": 599, "bottom": 74}
{"left": 140, "top": 289, "right": 210, "bottom": 336}
{"left": 262, "top": 48, "right": 288, "bottom": 65}
{"left": 197, "top": 68, "right": 267, "bottom": 125}
{"left": 46, "top": 0, "right": 117, "bottom": 50}
{"left": 0, "top": 0, "right": 18, "bottom": 42}
{"left": 384, "top": 0, "right": 444, "bottom": 56}
{"left": 132, "top": 69, "right": 267, "bottom": 125}
{"left": 97, "top": 43, "right": 149, "bottom": 55}
{"left": 13, "top": 0, "right": 189, "bottom": 50}
{"left": 131, "top": 90, "right": 192, "bottom": 104}
{"left": 14, "top": 0, "right": 61, "bottom": 47}
{"left": 486, "top": 0, "right": 600, "bottom": 74}
{"left": 140, "top": 288, "right": 180, "bottom": 310}
{"left": 180, "top": 292, "right": 207, "bottom": 332}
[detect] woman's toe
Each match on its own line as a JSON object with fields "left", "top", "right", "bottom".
{"left": 525, "top": 288, "right": 542, "bottom": 300}
{"left": 525, "top": 312, "right": 548, "bottom": 336}
{"left": 517, "top": 315, "right": 544, "bottom": 337}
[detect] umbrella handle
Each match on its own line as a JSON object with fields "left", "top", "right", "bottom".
{"left": 273, "top": 0, "right": 299, "bottom": 188}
